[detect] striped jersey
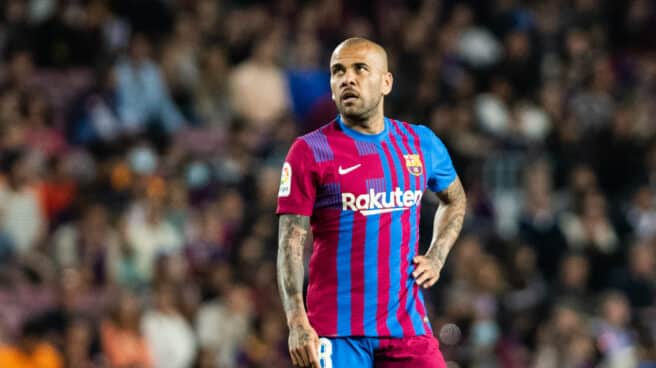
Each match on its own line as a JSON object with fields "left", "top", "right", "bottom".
{"left": 276, "top": 116, "right": 456, "bottom": 337}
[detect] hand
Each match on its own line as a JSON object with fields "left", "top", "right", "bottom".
{"left": 288, "top": 320, "right": 320, "bottom": 367}
{"left": 412, "top": 255, "right": 442, "bottom": 288}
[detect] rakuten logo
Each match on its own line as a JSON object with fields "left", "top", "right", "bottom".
{"left": 342, "top": 188, "right": 423, "bottom": 216}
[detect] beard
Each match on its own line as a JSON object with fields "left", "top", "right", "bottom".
{"left": 338, "top": 94, "right": 383, "bottom": 122}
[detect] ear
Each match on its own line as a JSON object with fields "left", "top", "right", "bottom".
{"left": 382, "top": 72, "right": 393, "bottom": 96}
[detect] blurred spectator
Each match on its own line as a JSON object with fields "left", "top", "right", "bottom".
{"left": 511, "top": 100, "right": 551, "bottom": 143}
{"left": 142, "top": 283, "right": 196, "bottom": 368}
{"left": 229, "top": 34, "right": 290, "bottom": 131}
{"left": 86, "top": 0, "right": 130, "bottom": 56}
{"left": 569, "top": 56, "right": 616, "bottom": 132}
{"left": 184, "top": 206, "right": 227, "bottom": 278}
{"left": 63, "top": 316, "right": 99, "bottom": 368}
{"left": 23, "top": 91, "right": 67, "bottom": 157}
{"left": 4, "top": 50, "right": 35, "bottom": 92}
{"left": 594, "top": 104, "right": 646, "bottom": 198}
{"left": 238, "top": 311, "right": 289, "bottom": 368}
{"left": 560, "top": 190, "right": 620, "bottom": 289}
{"left": 100, "top": 291, "right": 152, "bottom": 368}
{"left": 194, "top": 0, "right": 222, "bottom": 43}
{"left": 52, "top": 204, "right": 120, "bottom": 287}
{"left": 152, "top": 252, "right": 201, "bottom": 323}
{"left": 194, "top": 46, "right": 232, "bottom": 127}
{"left": 636, "top": 318, "right": 656, "bottom": 367}
{"left": 534, "top": 303, "right": 596, "bottom": 368}
{"left": 0, "top": 150, "right": 45, "bottom": 256}
{"left": 554, "top": 253, "right": 593, "bottom": 311}
{"left": 593, "top": 291, "right": 638, "bottom": 368}
{"left": 468, "top": 255, "right": 506, "bottom": 366}
{"left": 609, "top": 242, "right": 656, "bottom": 309}
{"left": 32, "top": 0, "right": 102, "bottom": 68}
{"left": 37, "top": 267, "right": 106, "bottom": 340}
{"left": 161, "top": 13, "right": 201, "bottom": 122}
{"left": 496, "top": 30, "right": 540, "bottom": 97}
{"left": 196, "top": 284, "right": 253, "bottom": 368}
{"left": 503, "top": 245, "right": 547, "bottom": 343}
{"left": 475, "top": 76, "right": 513, "bottom": 138}
{"left": 453, "top": 3, "right": 502, "bottom": 69}
{"left": 164, "top": 179, "right": 191, "bottom": 235}
{"left": 519, "top": 158, "right": 568, "bottom": 277}
{"left": 555, "top": 164, "right": 599, "bottom": 212}
{"left": 38, "top": 156, "right": 76, "bottom": 225}
{"left": 115, "top": 33, "right": 185, "bottom": 135}
{"left": 66, "top": 65, "right": 122, "bottom": 145}
{"left": 0, "top": 317, "right": 63, "bottom": 368}
{"left": 0, "top": 1, "right": 32, "bottom": 59}
{"left": 124, "top": 197, "right": 183, "bottom": 285}
{"left": 546, "top": 114, "right": 591, "bottom": 190}
{"left": 627, "top": 186, "right": 656, "bottom": 240}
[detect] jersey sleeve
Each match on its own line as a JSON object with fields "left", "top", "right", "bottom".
{"left": 276, "top": 138, "right": 318, "bottom": 216}
{"left": 418, "top": 126, "right": 457, "bottom": 193}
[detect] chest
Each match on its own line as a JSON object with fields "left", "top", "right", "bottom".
{"left": 327, "top": 139, "right": 425, "bottom": 188}
{"left": 314, "top": 138, "right": 427, "bottom": 213}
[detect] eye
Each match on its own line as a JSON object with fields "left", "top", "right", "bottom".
{"left": 331, "top": 67, "right": 344, "bottom": 76}
{"left": 357, "top": 65, "right": 367, "bottom": 72}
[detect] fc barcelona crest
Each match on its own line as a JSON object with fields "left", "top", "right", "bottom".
{"left": 403, "top": 154, "right": 423, "bottom": 176}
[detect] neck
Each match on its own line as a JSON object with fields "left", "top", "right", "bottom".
{"left": 341, "top": 109, "right": 385, "bottom": 135}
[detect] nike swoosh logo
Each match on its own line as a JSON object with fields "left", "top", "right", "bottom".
{"left": 338, "top": 164, "right": 361, "bottom": 175}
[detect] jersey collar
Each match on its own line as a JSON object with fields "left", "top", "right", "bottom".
{"left": 336, "top": 115, "right": 389, "bottom": 143}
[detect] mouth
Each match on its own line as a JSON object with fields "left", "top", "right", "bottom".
{"left": 341, "top": 90, "right": 360, "bottom": 103}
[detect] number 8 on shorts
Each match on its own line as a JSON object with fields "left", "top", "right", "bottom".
{"left": 318, "top": 338, "right": 333, "bottom": 368}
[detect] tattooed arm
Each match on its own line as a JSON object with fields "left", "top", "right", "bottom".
{"left": 412, "top": 177, "right": 467, "bottom": 288}
{"left": 277, "top": 214, "right": 319, "bottom": 367}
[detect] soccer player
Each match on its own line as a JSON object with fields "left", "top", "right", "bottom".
{"left": 276, "top": 37, "right": 467, "bottom": 368}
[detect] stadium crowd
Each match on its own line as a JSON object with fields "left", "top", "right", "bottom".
{"left": 0, "top": 0, "right": 655, "bottom": 367}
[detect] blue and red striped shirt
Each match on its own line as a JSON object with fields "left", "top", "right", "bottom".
{"left": 276, "top": 116, "right": 456, "bottom": 337}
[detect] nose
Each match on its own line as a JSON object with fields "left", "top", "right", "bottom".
{"left": 340, "top": 68, "right": 357, "bottom": 88}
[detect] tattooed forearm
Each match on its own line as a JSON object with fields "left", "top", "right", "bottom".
{"left": 277, "top": 214, "right": 311, "bottom": 325}
{"left": 426, "top": 177, "right": 467, "bottom": 267}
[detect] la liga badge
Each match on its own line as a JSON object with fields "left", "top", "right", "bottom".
{"left": 279, "top": 162, "right": 291, "bottom": 197}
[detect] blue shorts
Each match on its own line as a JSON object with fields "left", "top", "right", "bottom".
{"left": 318, "top": 334, "right": 446, "bottom": 368}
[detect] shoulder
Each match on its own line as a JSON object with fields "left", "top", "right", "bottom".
{"left": 406, "top": 123, "right": 448, "bottom": 148}
{"left": 388, "top": 119, "right": 439, "bottom": 144}
{"left": 395, "top": 122, "right": 452, "bottom": 162}
{"left": 405, "top": 122, "right": 436, "bottom": 141}
{"left": 293, "top": 120, "right": 338, "bottom": 162}
{"left": 298, "top": 119, "right": 338, "bottom": 142}
{"left": 385, "top": 118, "right": 426, "bottom": 136}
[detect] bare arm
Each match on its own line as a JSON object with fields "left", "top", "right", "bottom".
{"left": 277, "top": 214, "right": 319, "bottom": 367}
{"left": 426, "top": 177, "right": 467, "bottom": 267}
{"left": 413, "top": 177, "right": 467, "bottom": 288}
{"left": 277, "top": 214, "right": 310, "bottom": 324}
